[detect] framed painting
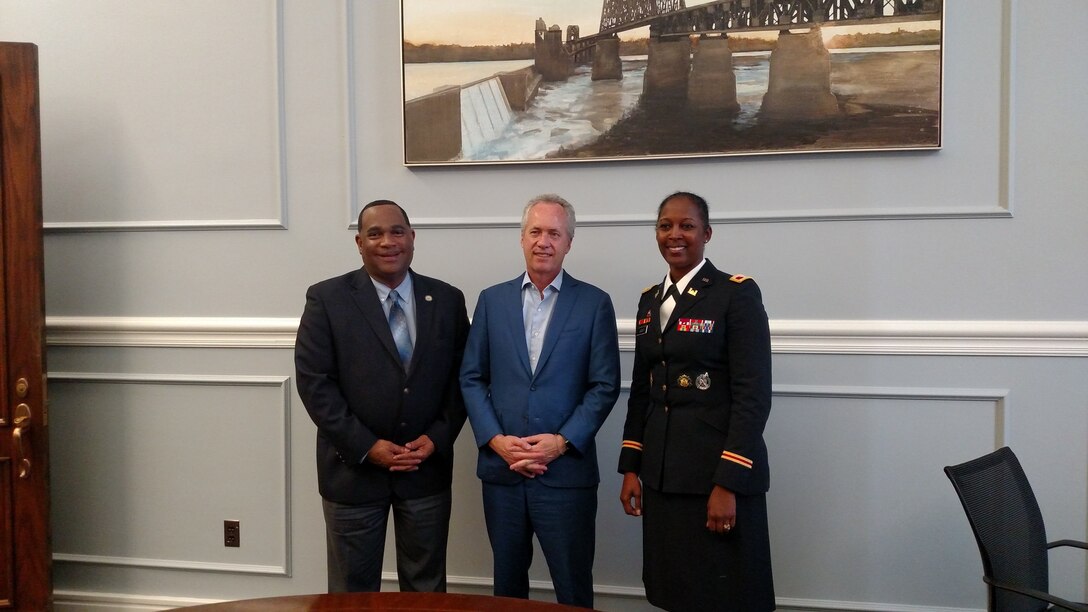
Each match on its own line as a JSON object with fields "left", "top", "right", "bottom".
{"left": 401, "top": 0, "right": 943, "bottom": 166}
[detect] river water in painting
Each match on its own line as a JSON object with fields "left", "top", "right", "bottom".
{"left": 403, "top": 45, "right": 940, "bottom": 161}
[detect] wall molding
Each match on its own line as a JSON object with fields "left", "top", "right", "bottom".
{"left": 46, "top": 316, "right": 1088, "bottom": 357}
{"left": 42, "top": 0, "right": 289, "bottom": 234}
{"left": 54, "top": 584, "right": 983, "bottom": 612}
{"left": 54, "top": 590, "right": 220, "bottom": 612}
{"left": 766, "top": 319, "right": 1088, "bottom": 357}
{"left": 48, "top": 373, "right": 293, "bottom": 577}
{"left": 407, "top": 206, "right": 1012, "bottom": 230}
{"left": 356, "top": 1, "right": 1009, "bottom": 230}
{"left": 50, "top": 554, "right": 287, "bottom": 576}
{"left": 47, "top": 317, "right": 301, "bottom": 348}
{"left": 773, "top": 383, "right": 1008, "bottom": 454}
{"left": 44, "top": 218, "right": 289, "bottom": 233}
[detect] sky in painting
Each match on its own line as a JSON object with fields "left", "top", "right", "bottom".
{"left": 402, "top": 0, "right": 940, "bottom": 46}
{"left": 403, "top": 0, "right": 711, "bottom": 45}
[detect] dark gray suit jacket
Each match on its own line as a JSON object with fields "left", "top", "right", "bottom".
{"left": 295, "top": 268, "right": 469, "bottom": 504}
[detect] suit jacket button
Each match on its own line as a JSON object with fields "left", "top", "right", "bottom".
{"left": 403, "top": 387, "right": 410, "bottom": 394}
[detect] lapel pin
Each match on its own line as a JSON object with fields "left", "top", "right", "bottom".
{"left": 687, "top": 288, "right": 698, "bottom": 297}
{"left": 424, "top": 295, "right": 433, "bottom": 301}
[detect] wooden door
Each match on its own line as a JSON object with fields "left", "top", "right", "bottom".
{"left": 0, "top": 42, "right": 51, "bottom": 611}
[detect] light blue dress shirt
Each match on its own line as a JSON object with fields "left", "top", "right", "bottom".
{"left": 521, "top": 270, "right": 563, "bottom": 374}
{"left": 371, "top": 273, "right": 416, "bottom": 348}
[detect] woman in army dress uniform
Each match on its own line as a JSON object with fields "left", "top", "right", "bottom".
{"left": 618, "top": 192, "right": 775, "bottom": 611}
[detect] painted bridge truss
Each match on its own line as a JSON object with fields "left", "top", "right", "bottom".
{"left": 596, "top": 0, "right": 941, "bottom": 38}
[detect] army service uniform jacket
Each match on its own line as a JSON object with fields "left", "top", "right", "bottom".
{"left": 618, "top": 260, "right": 772, "bottom": 496}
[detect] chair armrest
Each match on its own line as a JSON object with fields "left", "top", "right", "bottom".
{"left": 984, "top": 576, "right": 1088, "bottom": 612}
{"left": 1048, "top": 539, "right": 1088, "bottom": 551}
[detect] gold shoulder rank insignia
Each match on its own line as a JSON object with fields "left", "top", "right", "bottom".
{"left": 642, "top": 285, "right": 656, "bottom": 294}
{"left": 729, "top": 274, "right": 751, "bottom": 283}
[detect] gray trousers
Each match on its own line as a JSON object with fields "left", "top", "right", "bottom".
{"left": 322, "top": 489, "right": 452, "bottom": 593}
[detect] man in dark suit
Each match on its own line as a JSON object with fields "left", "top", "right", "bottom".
{"left": 459, "top": 194, "right": 621, "bottom": 608}
{"left": 295, "top": 199, "right": 469, "bottom": 593}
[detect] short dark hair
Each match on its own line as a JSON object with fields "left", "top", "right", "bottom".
{"left": 358, "top": 199, "right": 411, "bottom": 229}
{"left": 657, "top": 191, "right": 710, "bottom": 228}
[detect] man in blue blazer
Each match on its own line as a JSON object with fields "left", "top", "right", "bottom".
{"left": 460, "top": 194, "right": 621, "bottom": 608}
{"left": 295, "top": 200, "right": 469, "bottom": 593}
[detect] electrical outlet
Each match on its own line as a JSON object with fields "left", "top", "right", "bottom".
{"left": 224, "top": 520, "right": 240, "bottom": 547}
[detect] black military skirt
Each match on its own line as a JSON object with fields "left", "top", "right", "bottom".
{"left": 641, "top": 486, "right": 775, "bottom": 611}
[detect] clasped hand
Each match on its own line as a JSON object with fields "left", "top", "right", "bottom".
{"left": 489, "top": 434, "right": 565, "bottom": 478}
{"left": 621, "top": 475, "right": 738, "bottom": 535}
{"left": 367, "top": 435, "right": 434, "bottom": 472}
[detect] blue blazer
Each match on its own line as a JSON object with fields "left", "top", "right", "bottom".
{"left": 460, "top": 272, "right": 621, "bottom": 487}
{"left": 295, "top": 268, "right": 469, "bottom": 504}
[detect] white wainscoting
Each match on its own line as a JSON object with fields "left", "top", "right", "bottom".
{"left": 44, "top": 316, "right": 1081, "bottom": 612}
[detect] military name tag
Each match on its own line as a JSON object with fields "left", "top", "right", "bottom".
{"left": 676, "top": 318, "right": 715, "bottom": 333}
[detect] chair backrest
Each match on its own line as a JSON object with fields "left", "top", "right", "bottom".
{"left": 944, "top": 447, "right": 1050, "bottom": 612}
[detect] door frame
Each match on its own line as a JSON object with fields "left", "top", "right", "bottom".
{"left": 1, "top": 41, "right": 52, "bottom": 611}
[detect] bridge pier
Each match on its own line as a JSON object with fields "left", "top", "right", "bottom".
{"left": 760, "top": 27, "right": 840, "bottom": 122}
{"left": 642, "top": 38, "right": 690, "bottom": 102}
{"left": 687, "top": 37, "right": 739, "bottom": 114}
{"left": 592, "top": 37, "right": 622, "bottom": 81}
{"left": 534, "top": 25, "right": 573, "bottom": 82}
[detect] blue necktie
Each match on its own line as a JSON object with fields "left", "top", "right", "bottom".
{"left": 388, "top": 290, "right": 412, "bottom": 368}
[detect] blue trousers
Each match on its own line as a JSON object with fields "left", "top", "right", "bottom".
{"left": 322, "top": 490, "right": 451, "bottom": 593}
{"left": 482, "top": 479, "right": 597, "bottom": 608}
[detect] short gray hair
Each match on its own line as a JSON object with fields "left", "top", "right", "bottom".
{"left": 521, "top": 193, "right": 576, "bottom": 238}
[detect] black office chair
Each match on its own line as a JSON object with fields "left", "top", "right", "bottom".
{"left": 944, "top": 446, "right": 1088, "bottom": 612}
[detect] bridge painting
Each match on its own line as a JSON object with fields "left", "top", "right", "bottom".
{"left": 401, "top": 0, "right": 943, "bottom": 165}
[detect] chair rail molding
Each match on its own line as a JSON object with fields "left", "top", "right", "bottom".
{"left": 765, "top": 319, "right": 1088, "bottom": 357}
{"left": 45, "top": 316, "right": 1088, "bottom": 356}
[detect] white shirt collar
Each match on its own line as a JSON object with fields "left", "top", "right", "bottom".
{"left": 662, "top": 259, "right": 707, "bottom": 296}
